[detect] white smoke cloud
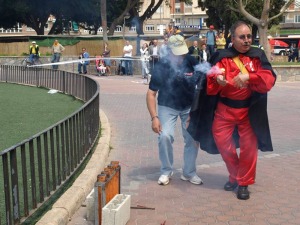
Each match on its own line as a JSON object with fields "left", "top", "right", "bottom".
{"left": 194, "top": 61, "right": 212, "bottom": 75}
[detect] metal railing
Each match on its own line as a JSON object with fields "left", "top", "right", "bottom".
{"left": 0, "top": 65, "right": 100, "bottom": 225}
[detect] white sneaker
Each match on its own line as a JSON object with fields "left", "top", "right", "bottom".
{"left": 158, "top": 172, "right": 173, "bottom": 185}
{"left": 180, "top": 174, "right": 203, "bottom": 185}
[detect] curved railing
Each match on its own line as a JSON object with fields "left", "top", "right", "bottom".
{"left": 0, "top": 65, "right": 100, "bottom": 225}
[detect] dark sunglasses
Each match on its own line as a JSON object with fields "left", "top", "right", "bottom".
{"left": 238, "top": 34, "right": 252, "bottom": 40}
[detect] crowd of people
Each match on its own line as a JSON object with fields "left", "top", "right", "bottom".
{"left": 27, "top": 24, "right": 230, "bottom": 75}
{"left": 136, "top": 23, "right": 235, "bottom": 80}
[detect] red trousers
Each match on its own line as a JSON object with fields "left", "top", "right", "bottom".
{"left": 212, "top": 102, "right": 258, "bottom": 186}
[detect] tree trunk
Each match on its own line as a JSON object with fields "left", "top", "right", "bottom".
{"left": 134, "top": 16, "right": 144, "bottom": 36}
{"left": 258, "top": 26, "right": 272, "bottom": 61}
{"left": 101, "top": 0, "right": 108, "bottom": 42}
{"left": 108, "top": 0, "right": 137, "bottom": 36}
{"left": 25, "top": 16, "right": 45, "bottom": 35}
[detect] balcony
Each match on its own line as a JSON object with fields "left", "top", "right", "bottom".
{"left": 280, "top": 22, "right": 300, "bottom": 29}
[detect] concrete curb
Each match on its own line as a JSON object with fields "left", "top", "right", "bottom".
{"left": 36, "top": 109, "right": 111, "bottom": 225}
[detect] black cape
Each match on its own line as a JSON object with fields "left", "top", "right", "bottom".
{"left": 187, "top": 47, "right": 276, "bottom": 154}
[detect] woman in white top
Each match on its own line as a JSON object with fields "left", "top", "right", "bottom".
{"left": 140, "top": 43, "right": 150, "bottom": 78}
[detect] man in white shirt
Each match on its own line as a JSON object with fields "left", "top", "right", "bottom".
{"left": 123, "top": 40, "right": 133, "bottom": 76}
{"left": 199, "top": 43, "right": 211, "bottom": 62}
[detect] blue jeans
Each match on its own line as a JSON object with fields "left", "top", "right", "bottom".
{"left": 124, "top": 57, "right": 132, "bottom": 75}
{"left": 158, "top": 105, "right": 199, "bottom": 177}
{"left": 207, "top": 45, "right": 215, "bottom": 56}
{"left": 51, "top": 53, "right": 61, "bottom": 69}
{"left": 141, "top": 60, "right": 149, "bottom": 77}
{"left": 78, "top": 62, "right": 88, "bottom": 73}
{"left": 29, "top": 54, "right": 39, "bottom": 64}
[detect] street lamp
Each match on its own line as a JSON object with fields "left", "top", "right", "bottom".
{"left": 123, "top": 13, "right": 130, "bottom": 39}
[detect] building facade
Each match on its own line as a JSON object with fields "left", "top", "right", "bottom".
{"left": 281, "top": 0, "right": 300, "bottom": 36}
{"left": 139, "top": 0, "right": 208, "bottom": 36}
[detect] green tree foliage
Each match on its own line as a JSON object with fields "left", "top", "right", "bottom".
{"left": 0, "top": 0, "right": 19, "bottom": 28}
{"left": 9, "top": 0, "right": 56, "bottom": 35}
{"left": 0, "top": 0, "right": 102, "bottom": 35}
{"left": 198, "top": 0, "right": 239, "bottom": 37}
{"left": 198, "top": 0, "right": 294, "bottom": 60}
{"left": 0, "top": 0, "right": 200, "bottom": 36}
{"left": 198, "top": 0, "right": 285, "bottom": 37}
{"left": 48, "top": 0, "right": 102, "bottom": 35}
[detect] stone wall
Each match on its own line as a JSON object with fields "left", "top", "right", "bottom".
{"left": 0, "top": 56, "right": 300, "bottom": 81}
{"left": 273, "top": 66, "right": 300, "bottom": 82}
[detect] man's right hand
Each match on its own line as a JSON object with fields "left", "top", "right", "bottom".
{"left": 216, "top": 75, "right": 227, "bottom": 86}
{"left": 151, "top": 117, "right": 161, "bottom": 134}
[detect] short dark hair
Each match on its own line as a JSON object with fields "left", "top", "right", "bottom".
{"left": 230, "top": 21, "right": 251, "bottom": 37}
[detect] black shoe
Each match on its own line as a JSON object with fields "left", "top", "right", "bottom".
{"left": 78, "top": 71, "right": 82, "bottom": 74}
{"left": 237, "top": 186, "right": 250, "bottom": 200}
{"left": 224, "top": 181, "right": 238, "bottom": 191}
{"left": 84, "top": 71, "right": 87, "bottom": 74}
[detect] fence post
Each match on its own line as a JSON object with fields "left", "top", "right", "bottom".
{"left": 95, "top": 161, "right": 121, "bottom": 225}
{"left": 62, "top": 71, "right": 66, "bottom": 94}
{"left": 96, "top": 174, "right": 107, "bottom": 225}
{"left": 36, "top": 68, "right": 40, "bottom": 87}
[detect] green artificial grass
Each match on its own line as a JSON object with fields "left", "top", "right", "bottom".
{"left": 0, "top": 83, "right": 83, "bottom": 151}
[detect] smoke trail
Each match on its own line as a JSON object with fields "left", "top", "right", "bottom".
{"left": 194, "top": 61, "right": 212, "bottom": 75}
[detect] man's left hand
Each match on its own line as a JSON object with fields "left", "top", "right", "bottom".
{"left": 233, "top": 73, "right": 249, "bottom": 89}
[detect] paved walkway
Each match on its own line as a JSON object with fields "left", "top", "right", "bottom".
{"left": 68, "top": 75, "right": 300, "bottom": 225}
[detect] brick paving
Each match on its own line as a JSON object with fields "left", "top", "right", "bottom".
{"left": 68, "top": 75, "right": 300, "bottom": 225}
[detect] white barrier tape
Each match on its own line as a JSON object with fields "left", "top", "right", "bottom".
{"left": 28, "top": 57, "right": 144, "bottom": 68}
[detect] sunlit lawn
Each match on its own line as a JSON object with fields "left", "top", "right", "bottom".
{"left": 0, "top": 83, "right": 83, "bottom": 151}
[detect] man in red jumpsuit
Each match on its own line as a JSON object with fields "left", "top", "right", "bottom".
{"left": 188, "top": 21, "right": 276, "bottom": 200}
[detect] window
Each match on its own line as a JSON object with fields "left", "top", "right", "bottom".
{"left": 184, "top": 3, "right": 192, "bottom": 13}
{"left": 155, "top": 6, "right": 163, "bottom": 14}
{"left": 282, "top": 16, "right": 286, "bottom": 23}
{"left": 295, "top": 15, "right": 300, "bottom": 23}
{"left": 175, "top": 18, "right": 181, "bottom": 25}
{"left": 185, "top": 3, "right": 192, "bottom": 8}
{"left": 115, "top": 25, "right": 122, "bottom": 32}
{"left": 188, "top": 18, "right": 200, "bottom": 26}
{"left": 129, "top": 26, "right": 136, "bottom": 32}
{"left": 26, "top": 27, "right": 35, "bottom": 31}
{"left": 145, "top": 25, "right": 155, "bottom": 32}
{"left": 175, "top": 3, "right": 180, "bottom": 13}
{"left": 157, "top": 24, "right": 166, "bottom": 31}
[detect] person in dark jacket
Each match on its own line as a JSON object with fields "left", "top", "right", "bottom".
{"left": 188, "top": 21, "right": 276, "bottom": 200}
{"left": 188, "top": 41, "right": 201, "bottom": 61}
{"left": 199, "top": 43, "right": 211, "bottom": 62}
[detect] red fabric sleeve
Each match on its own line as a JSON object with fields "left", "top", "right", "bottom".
{"left": 247, "top": 58, "right": 275, "bottom": 93}
{"left": 207, "top": 63, "right": 224, "bottom": 95}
